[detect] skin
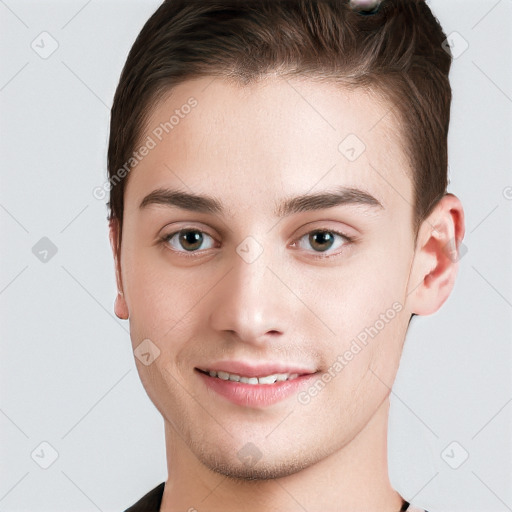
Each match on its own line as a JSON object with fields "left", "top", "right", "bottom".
{"left": 109, "top": 76, "right": 465, "bottom": 512}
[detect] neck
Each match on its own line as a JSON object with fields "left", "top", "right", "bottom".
{"left": 160, "top": 397, "right": 404, "bottom": 512}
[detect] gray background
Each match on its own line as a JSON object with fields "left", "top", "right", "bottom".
{"left": 1, "top": 0, "right": 511, "bottom": 510}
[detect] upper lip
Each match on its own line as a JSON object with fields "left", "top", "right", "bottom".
{"left": 196, "top": 361, "right": 317, "bottom": 378}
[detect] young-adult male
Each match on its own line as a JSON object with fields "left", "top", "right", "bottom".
{"left": 105, "top": 0, "right": 466, "bottom": 510}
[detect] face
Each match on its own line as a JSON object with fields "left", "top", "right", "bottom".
{"left": 113, "top": 76, "right": 418, "bottom": 479}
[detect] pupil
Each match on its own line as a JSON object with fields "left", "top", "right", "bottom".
{"left": 180, "top": 231, "right": 203, "bottom": 251}
{"left": 310, "top": 231, "right": 334, "bottom": 252}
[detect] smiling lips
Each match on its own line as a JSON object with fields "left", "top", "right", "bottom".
{"left": 195, "top": 361, "right": 319, "bottom": 407}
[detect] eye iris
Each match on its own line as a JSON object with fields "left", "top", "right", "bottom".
{"left": 179, "top": 230, "right": 203, "bottom": 251}
{"left": 309, "top": 231, "right": 334, "bottom": 252}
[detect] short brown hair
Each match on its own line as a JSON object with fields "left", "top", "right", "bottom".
{"left": 107, "top": 0, "right": 452, "bottom": 248}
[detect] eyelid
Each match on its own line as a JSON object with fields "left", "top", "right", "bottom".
{"left": 291, "top": 220, "right": 357, "bottom": 244}
{"left": 160, "top": 222, "right": 218, "bottom": 240}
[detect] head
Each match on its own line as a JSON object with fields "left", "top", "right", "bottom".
{"left": 106, "top": 0, "right": 465, "bottom": 480}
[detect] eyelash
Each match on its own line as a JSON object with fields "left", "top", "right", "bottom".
{"left": 159, "top": 227, "right": 355, "bottom": 260}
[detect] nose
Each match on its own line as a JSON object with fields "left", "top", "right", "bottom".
{"left": 208, "top": 246, "right": 291, "bottom": 346}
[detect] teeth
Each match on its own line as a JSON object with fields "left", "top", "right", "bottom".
{"left": 258, "top": 374, "right": 278, "bottom": 384}
{"left": 205, "top": 370, "right": 301, "bottom": 384}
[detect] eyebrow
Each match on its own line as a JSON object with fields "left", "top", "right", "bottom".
{"left": 138, "top": 186, "right": 384, "bottom": 216}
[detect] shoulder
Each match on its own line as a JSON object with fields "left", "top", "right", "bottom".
{"left": 123, "top": 482, "right": 165, "bottom": 512}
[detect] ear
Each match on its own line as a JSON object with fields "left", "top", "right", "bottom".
{"left": 108, "top": 218, "right": 129, "bottom": 320}
{"left": 407, "top": 193, "right": 466, "bottom": 316}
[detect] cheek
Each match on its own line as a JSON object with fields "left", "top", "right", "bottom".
{"left": 318, "top": 252, "right": 409, "bottom": 330}
{"left": 310, "top": 241, "right": 411, "bottom": 375}
{"left": 122, "top": 243, "right": 218, "bottom": 343}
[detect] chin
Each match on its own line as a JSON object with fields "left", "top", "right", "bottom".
{"left": 195, "top": 445, "right": 320, "bottom": 481}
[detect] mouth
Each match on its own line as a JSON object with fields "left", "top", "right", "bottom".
{"left": 194, "top": 365, "right": 320, "bottom": 408}
{"left": 195, "top": 367, "right": 305, "bottom": 385}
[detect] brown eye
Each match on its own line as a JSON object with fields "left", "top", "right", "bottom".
{"left": 163, "top": 229, "right": 215, "bottom": 252}
{"left": 295, "top": 229, "right": 351, "bottom": 255}
{"left": 179, "top": 230, "right": 203, "bottom": 251}
{"left": 309, "top": 231, "right": 335, "bottom": 252}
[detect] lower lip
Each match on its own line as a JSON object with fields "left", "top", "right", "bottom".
{"left": 195, "top": 369, "right": 318, "bottom": 407}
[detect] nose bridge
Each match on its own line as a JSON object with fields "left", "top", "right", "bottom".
{"left": 209, "top": 241, "right": 289, "bottom": 342}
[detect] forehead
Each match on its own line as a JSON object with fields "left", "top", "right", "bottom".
{"left": 125, "top": 75, "right": 413, "bottom": 216}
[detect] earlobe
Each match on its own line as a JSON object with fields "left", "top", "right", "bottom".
{"left": 114, "top": 291, "right": 129, "bottom": 320}
{"left": 407, "top": 193, "right": 466, "bottom": 316}
{"left": 109, "top": 218, "right": 129, "bottom": 320}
